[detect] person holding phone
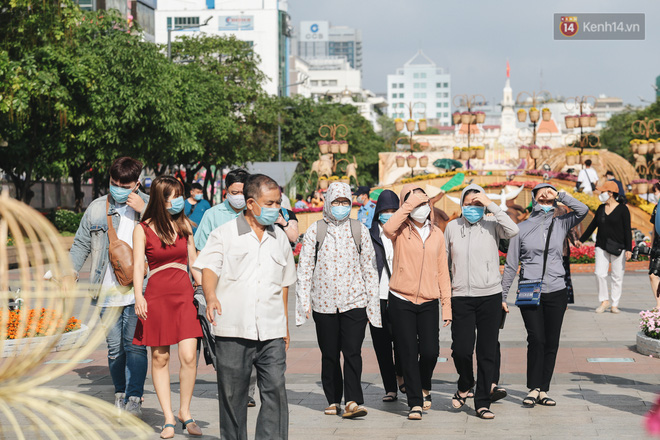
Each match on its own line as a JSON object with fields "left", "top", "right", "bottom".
{"left": 444, "top": 184, "right": 519, "bottom": 419}
{"left": 275, "top": 206, "right": 299, "bottom": 244}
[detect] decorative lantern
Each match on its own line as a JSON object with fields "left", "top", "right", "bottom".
{"left": 460, "top": 148, "right": 470, "bottom": 160}
{"left": 518, "top": 146, "right": 528, "bottom": 159}
{"left": 419, "top": 156, "right": 429, "bottom": 167}
{"left": 638, "top": 142, "right": 649, "bottom": 155}
{"left": 517, "top": 109, "right": 527, "bottom": 123}
{"left": 406, "top": 119, "right": 416, "bottom": 132}
{"left": 529, "top": 146, "right": 541, "bottom": 159}
{"left": 579, "top": 114, "right": 590, "bottom": 128}
{"left": 452, "top": 112, "right": 461, "bottom": 125}
{"left": 565, "top": 115, "right": 576, "bottom": 129}
{"left": 469, "top": 148, "right": 477, "bottom": 159}
{"left": 529, "top": 108, "right": 540, "bottom": 123}
{"left": 453, "top": 147, "right": 461, "bottom": 160}
{"left": 475, "top": 112, "right": 486, "bottom": 124}
{"left": 589, "top": 114, "right": 598, "bottom": 128}
{"left": 407, "top": 155, "right": 417, "bottom": 168}
{"left": 566, "top": 154, "right": 576, "bottom": 165}
{"left": 319, "top": 179, "right": 329, "bottom": 189}
{"left": 394, "top": 118, "right": 404, "bottom": 131}
{"left": 395, "top": 156, "right": 405, "bottom": 167}
{"left": 475, "top": 147, "right": 485, "bottom": 159}
{"left": 542, "top": 108, "right": 551, "bottom": 121}
{"left": 339, "top": 141, "right": 349, "bottom": 154}
{"left": 329, "top": 141, "right": 340, "bottom": 154}
{"left": 418, "top": 119, "right": 428, "bottom": 132}
{"left": 318, "top": 141, "right": 329, "bottom": 154}
{"left": 461, "top": 112, "right": 472, "bottom": 125}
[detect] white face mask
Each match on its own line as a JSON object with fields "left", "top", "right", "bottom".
{"left": 598, "top": 192, "right": 610, "bottom": 203}
{"left": 410, "top": 204, "right": 431, "bottom": 223}
{"left": 227, "top": 193, "right": 246, "bottom": 209}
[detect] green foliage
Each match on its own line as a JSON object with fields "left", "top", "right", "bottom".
{"left": 53, "top": 209, "right": 84, "bottom": 233}
{"left": 600, "top": 100, "right": 660, "bottom": 163}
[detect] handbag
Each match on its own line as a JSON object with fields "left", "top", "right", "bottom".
{"left": 604, "top": 238, "right": 624, "bottom": 256}
{"left": 106, "top": 199, "right": 147, "bottom": 287}
{"left": 515, "top": 219, "right": 554, "bottom": 307}
{"left": 585, "top": 170, "right": 597, "bottom": 191}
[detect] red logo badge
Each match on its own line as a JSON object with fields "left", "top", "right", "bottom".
{"left": 560, "top": 16, "right": 579, "bottom": 37}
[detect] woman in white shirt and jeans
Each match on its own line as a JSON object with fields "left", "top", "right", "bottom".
{"left": 368, "top": 189, "right": 404, "bottom": 402}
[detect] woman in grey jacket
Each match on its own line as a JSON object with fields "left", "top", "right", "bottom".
{"left": 501, "top": 183, "right": 588, "bottom": 407}
{"left": 445, "top": 184, "right": 519, "bottom": 419}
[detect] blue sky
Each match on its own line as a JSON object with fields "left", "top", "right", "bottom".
{"left": 288, "top": 0, "right": 660, "bottom": 106}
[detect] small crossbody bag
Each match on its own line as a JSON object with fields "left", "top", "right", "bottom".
{"left": 515, "top": 219, "right": 554, "bottom": 307}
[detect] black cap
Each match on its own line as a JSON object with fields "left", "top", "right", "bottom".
{"left": 354, "top": 186, "right": 370, "bottom": 197}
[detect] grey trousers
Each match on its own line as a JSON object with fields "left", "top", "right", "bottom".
{"left": 215, "top": 337, "right": 288, "bottom": 440}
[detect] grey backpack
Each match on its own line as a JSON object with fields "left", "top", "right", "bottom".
{"left": 314, "top": 219, "right": 362, "bottom": 264}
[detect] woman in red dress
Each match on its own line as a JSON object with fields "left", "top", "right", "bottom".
{"left": 132, "top": 176, "right": 203, "bottom": 439}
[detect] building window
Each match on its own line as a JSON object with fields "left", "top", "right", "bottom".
{"left": 436, "top": 83, "right": 442, "bottom": 88}
{"left": 414, "top": 83, "right": 420, "bottom": 89}
{"left": 444, "top": 92, "right": 449, "bottom": 97}
{"left": 443, "top": 102, "right": 448, "bottom": 108}
{"left": 413, "top": 73, "right": 419, "bottom": 79}
{"left": 436, "top": 93, "right": 442, "bottom": 98}
{"left": 421, "top": 83, "right": 426, "bottom": 89}
{"left": 420, "top": 73, "right": 426, "bottom": 78}
{"left": 444, "top": 112, "right": 449, "bottom": 117}
{"left": 444, "top": 82, "right": 449, "bottom": 88}
{"left": 168, "top": 16, "right": 200, "bottom": 30}
{"left": 399, "top": 83, "right": 404, "bottom": 88}
{"left": 392, "top": 83, "right": 397, "bottom": 89}
{"left": 399, "top": 93, "right": 404, "bottom": 98}
{"left": 399, "top": 103, "right": 405, "bottom": 108}
{"left": 392, "top": 93, "right": 397, "bottom": 99}
{"left": 437, "top": 112, "right": 443, "bottom": 118}
{"left": 436, "top": 102, "right": 442, "bottom": 108}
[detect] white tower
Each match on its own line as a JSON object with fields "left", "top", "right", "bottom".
{"left": 498, "top": 61, "right": 517, "bottom": 148}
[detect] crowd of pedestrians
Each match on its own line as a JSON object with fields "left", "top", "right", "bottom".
{"left": 68, "top": 156, "right": 646, "bottom": 438}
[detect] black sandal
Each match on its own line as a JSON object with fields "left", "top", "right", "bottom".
{"left": 408, "top": 408, "right": 422, "bottom": 420}
{"left": 399, "top": 383, "right": 406, "bottom": 394}
{"left": 490, "top": 386, "right": 507, "bottom": 402}
{"left": 451, "top": 391, "right": 468, "bottom": 409}
{"left": 382, "top": 393, "right": 398, "bottom": 402}
{"left": 537, "top": 396, "right": 556, "bottom": 406}
{"left": 476, "top": 408, "right": 495, "bottom": 419}
{"left": 523, "top": 389, "right": 540, "bottom": 407}
{"left": 423, "top": 394, "right": 432, "bottom": 410}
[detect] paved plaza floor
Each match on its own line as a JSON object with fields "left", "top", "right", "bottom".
{"left": 3, "top": 267, "right": 660, "bottom": 439}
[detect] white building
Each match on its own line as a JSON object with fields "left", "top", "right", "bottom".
{"left": 387, "top": 51, "right": 452, "bottom": 126}
{"left": 134, "top": 0, "right": 291, "bottom": 96}
{"left": 295, "top": 21, "right": 363, "bottom": 74}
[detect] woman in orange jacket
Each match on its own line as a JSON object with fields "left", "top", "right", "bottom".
{"left": 383, "top": 184, "right": 452, "bottom": 420}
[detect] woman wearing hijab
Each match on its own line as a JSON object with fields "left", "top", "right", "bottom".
{"left": 577, "top": 181, "right": 632, "bottom": 314}
{"left": 502, "top": 183, "right": 588, "bottom": 408}
{"left": 382, "top": 184, "right": 452, "bottom": 420}
{"left": 368, "top": 189, "right": 404, "bottom": 402}
{"left": 445, "top": 184, "right": 519, "bottom": 419}
{"left": 295, "top": 182, "right": 381, "bottom": 419}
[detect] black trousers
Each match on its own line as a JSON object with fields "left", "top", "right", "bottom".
{"left": 450, "top": 293, "right": 502, "bottom": 410}
{"left": 388, "top": 294, "right": 439, "bottom": 408}
{"left": 313, "top": 308, "right": 368, "bottom": 405}
{"left": 369, "top": 299, "right": 402, "bottom": 394}
{"left": 520, "top": 289, "right": 568, "bottom": 392}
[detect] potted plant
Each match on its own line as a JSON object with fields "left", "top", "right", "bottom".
{"left": 394, "top": 118, "right": 404, "bottom": 131}
{"left": 452, "top": 111, "right": 461, "bottom": 125}
{"left": 518, "top": 145, "right": 529, "bottom": 159}
{"left": 474, "top": 145, "right": 485, "bottom": 159}
{"left": 318, "top": 140, "right": 330, "bottom": 154}
{"left": 318, "top": 176, "right": 329, "bottom": 189}
{"left": 407, "top": 154, "right": 417, "bottom": 168}
{"left": 419, "top": 155, "right": 429, "bottom": 167}
{"left": 517, "top": 109, "right": 527, "bottom": 123}
{"left": 630, "top": 139, "right": 640, "bottom": 154}
{"left": 529, "top": 107, "right": 540, "bottom": 123}
{"left": 339, "top": 141, "right": 349, "bottom": 154}
{"left": 529, "top": 145, "right": 541, "bottom": 159}
{"left": 638, "top": 140, "right": 650, "bottom": 155}
{"left": 460, "top": 147, "right": 470, "bottom": 160}
{"left": 541, "top": 107, "right": 551, "bottom": 121}
{"left": 475, "top": 111, "right": 486, "bottom": 124}
{"left": 648, "top": 139, "right": 656, "bottom": 155}
{"left": 339, "top": 175, "right": 349, "bottom": 184}
{"left": 589, "top": 113, "right": 598, "bottom": 127}
{"left": 395, "top": 155, "right": 405, "bottom": 167}
{"left": 406, "top": 119, "right": 416, "bottom": 132}
{"left": 637, "top": 308, "right": 660, "bottom": 357}
{"left": 541, "top": 145, "right": 551, "bottom": 158}
{"left": 453, "top": 146, "right": 461, "bottom": 160}
{"left": 579, "top": 113, "right": 590, "bottom": 128}
{"left": 329, "top": 140, "right": 340, "bottom": 154}
{"left": 565, "top": 115, "right": 578, "bottom": 129}
{"left": 634, "top": 179, "right": 649, "bottom": 194}
{"left": 461, "top": 112, "right": 472, "bottom": 125}
{"left": 565, "top": 151, "right": 578, "bottom": 165}
{"left": 418, "top": 119, "right": 428, "bottom": 132}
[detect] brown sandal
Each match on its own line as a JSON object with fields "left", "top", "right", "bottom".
{"left": 179, "top": 418, "right": 202, "bottom": 436}
{"left": 342, "top": 401, "right": 368, "bottom": 419}
{"left": 324, "top": 403, "right": 340, "bottom": 415}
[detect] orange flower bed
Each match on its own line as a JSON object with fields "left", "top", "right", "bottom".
{"left": 4, "top": 308, "right": 81, "bottom": 340}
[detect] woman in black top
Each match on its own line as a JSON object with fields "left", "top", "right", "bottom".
{"left": 578, "top": 181, "right": 632, "bottom": 314}
{"left": 649, "top": 183, "right": 660, "bottom": 309}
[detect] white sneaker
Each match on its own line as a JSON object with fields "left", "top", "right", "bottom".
{"left": 114, "top": 393, "right": 126, "bottom": 410}
{"left": 125, "top": 396, "right": 142, "bottom": 418}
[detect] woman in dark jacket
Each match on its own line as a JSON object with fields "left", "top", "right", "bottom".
{"left": 368, "top": 189, "right": 403, "bottom": 402}
{"left": 578, "top": 181, "right": 632, "bottom": 314}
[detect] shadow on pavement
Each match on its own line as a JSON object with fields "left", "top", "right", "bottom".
{"left": 566, "top": 371, "right": 653, "bottom": 416}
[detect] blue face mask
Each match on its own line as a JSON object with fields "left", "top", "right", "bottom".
{"left": 462, "top": 205, "right": 485, "bottom": 224}
{"left": 109, "top": 184, "right": 134, "bottom": 204}
{"left": 254, "top": 201, "right": 280, "bottom": 226}
{"left": 379, "top": 213, "right": 393, "bottom": 224}
{"left": 540, "top": 204, "right": 554, "bottom": 213}
{"left": 193, "top": 193, "right": 203, "bottom": 201}
{"left": 331, "top": 206, "right": 351, "bottom": 221}
{"left": 167, "top": 196, "right": 185, "bottom": 215}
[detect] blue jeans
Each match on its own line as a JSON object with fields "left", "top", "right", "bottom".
{"left": 100, "top": 305, "right": 148, "bottom": 400}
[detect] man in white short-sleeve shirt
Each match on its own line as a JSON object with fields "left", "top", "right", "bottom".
{"left": 193, "top": 174, "right": 296, "bottom": 440}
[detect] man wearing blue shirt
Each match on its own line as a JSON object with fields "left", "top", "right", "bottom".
{"left": 194, "top": 169, "right": 249, "bottom": 251}
{"left": 185, "top": 183, "right": 211, "bottom": 234}
{"left": 356, "top": 186, "right": 377, "bottom": 228}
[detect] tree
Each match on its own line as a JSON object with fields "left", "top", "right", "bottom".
{"left": 601, "top": 100, "right": 660, "bottom": 163}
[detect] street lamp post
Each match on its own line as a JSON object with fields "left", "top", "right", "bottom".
{"left": 167, "top": 16, "right": 213, "bottom": 61}
{"left": 394, "top": 102, "right": 427, "bottom": 177}
{"left": 516, "top": 90, "right": 551, "bottom": 170}
{"left": 452, "top": 94, "right": 486, "bottom": 170}
{"left": 564, "top": 96, "right": 599, "bottom": 170}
